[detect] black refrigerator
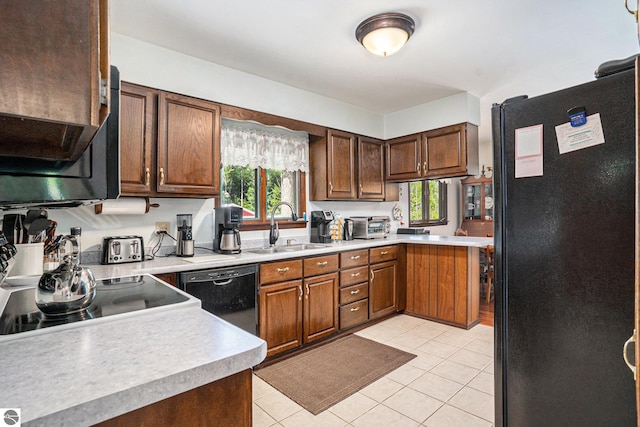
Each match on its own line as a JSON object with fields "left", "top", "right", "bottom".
{"left": 492, "top": 66, "right": 636, "bottom": 426}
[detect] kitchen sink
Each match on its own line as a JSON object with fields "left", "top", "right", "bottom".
{"left": 246, "top": 244, "right": 328, "bottom": 255}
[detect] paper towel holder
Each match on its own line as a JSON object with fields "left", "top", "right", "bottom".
{"left": 94, "top": 197, "right": 160, "bottom": 215}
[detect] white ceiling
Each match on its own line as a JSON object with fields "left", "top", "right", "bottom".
{"left": 111, "top": 1, "right": 639, "bottom": 115}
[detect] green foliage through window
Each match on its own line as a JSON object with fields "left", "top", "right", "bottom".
{"left": 409, "top": 180, "right": 447, "bottom": 226}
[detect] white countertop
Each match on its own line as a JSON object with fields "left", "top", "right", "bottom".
{"left": 87, "top": 235, "right": 494, "bottom": 280}
{"left": 0, "top": 280, "right": 266, "bottom": 426}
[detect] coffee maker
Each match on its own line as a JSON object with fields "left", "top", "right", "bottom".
{"left": 214, "top": 206, "right": 243, "bottom": 254}
{"left": 310, "top": 210, "right": 333, "bottom": 243}
{"left": 176, "top": 214, "right": 194, "bottom": 257}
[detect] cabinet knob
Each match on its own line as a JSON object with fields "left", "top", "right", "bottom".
{"left": 159, "top": 167, "right": 165, "bottom": 186}
{"left": 144, "top": 167, "right": 150, "bottom": 187}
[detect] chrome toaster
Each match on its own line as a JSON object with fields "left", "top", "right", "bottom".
{"left": 100, "top": 236, "right": 144, "bottom": 265}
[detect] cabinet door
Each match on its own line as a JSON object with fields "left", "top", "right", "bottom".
{"left": 259, "top": 280, "right": 303, "bottom": 358}
{"left": 120, "top": 83, "right": 155, "bottom": 195}
{"left": 157, "top": 92, "right": 221, "bottom": 196}
{"left": 357, "top": 137, "right": 385, "bottom": 200}
{"left": 0, "top": 0, "right": 109, "bottom": 161}
{"left": 326, "top": 130, "right": 356, "bottom": 199}
{"left": 424, "top": 123, "right": 478, "bottom": 178}
{"left": 369, "top": 261, "right": 398, "bottom": 319}
{"left": 386, "top": 134, "right": 423, "bottom": 181}
{"left": 406, "top": 244, "right": 436, "bottom": 317}
{"left": 304, "top": 272, "right": 338, "bottom": 344}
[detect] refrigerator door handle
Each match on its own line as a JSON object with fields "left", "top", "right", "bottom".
{"left": 623, "top": 329, "right": 636, "bottom": 380}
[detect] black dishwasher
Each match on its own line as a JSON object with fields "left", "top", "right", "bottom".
{"left": 178, "top": 264, "right": 258, "bottom": 335}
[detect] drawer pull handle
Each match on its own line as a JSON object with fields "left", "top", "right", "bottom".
{"left": 423, "top": 161, "right": 427, "bottom": 173}
{"left": 329, "top": 181, "right": 333, "bottom": 192}
{"left": 350, "top": 255, "right": 360, "bottom": 260}
{"left": 370, "top": 269, "right": 374, "bottom": 282}
{"left": 350, "top": 289, "right": 360, "bottom": 295}
{"left": 623, "top": 329, "right": 637, "bottom": 380}
{"left": 417, "top": 162, "right": 421, "bottom": 174}
{"left": 305, "top": 283, "right": 309, "bottom": 299}
{"left": 159, "top": 167, "right": 165, "bottom": 186}
{"left": 276, "top": 267, "right": 290, "bottom": 273}
{"left": 144, "top": 167, "right": 150, "bottom": 187}
{"left": 298, "top": 285, "right": 302, "bottom": 301}
{"left": 351, "top": 272, "right": 361, "bottom": 277}
{"left": 317, "top": 261, "right": 328, "bottom": 267}
{"left": 380, "top": 250, "right": 389, "bottom": 255}
{"left": 350, "top": 307, "right": 360, "bottom": 312}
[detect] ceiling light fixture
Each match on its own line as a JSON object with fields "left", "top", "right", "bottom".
{"left": 355, "top": 12, "right": 415, "bottom": 57}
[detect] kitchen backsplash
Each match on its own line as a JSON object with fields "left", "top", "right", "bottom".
{"left": 1, "top": 181, "right": 461, "bottom": 264}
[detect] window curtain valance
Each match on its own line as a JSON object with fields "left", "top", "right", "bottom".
{"left": 221, "top": 119, "right": 309, "bottom": 172}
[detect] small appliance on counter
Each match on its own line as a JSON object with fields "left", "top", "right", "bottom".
{"left": 351, "top": 216, "right": 390, "bottom": 239}
{"left": 397, "top": 227, "right": 430, "bottom": 235}
{"left": 100, "top": 236, "right": 144, "bottom": 264}
{"left": 176, "top": 214, "right": 194, "bottom": 257}
{"left": 214, "top": 206, "right": 243, "bottom": 254}
{"left": 310, "top": 211, "right": 334, "bottom": 243}
{"left": 343, "top": 218, "right": 354, "bottom": 241}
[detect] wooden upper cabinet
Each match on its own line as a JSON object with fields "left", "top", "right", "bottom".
{"left": 326, "top": 130, "right": 357, "bottom": 199}
{"left": 357, "top": 137, "right": 385, "bottom": 200}
{"left": 424, "top": 123, "right": 478, "bottom": 178}
{"left": 119, "top": 83, "right": 221, "bottom": 198}
{"left": 310, "top": 130, "right": 388, "bottom": 201}
{"left": 0, "top": 0, "right": 110, "bottom": 161}
{"left": 120, "top": 83, "right": 155, "bottom": 195}
{"left": 157, "top": 92, "right": 221, "bottom": 195}
{"left": 386, "top": 123, "right": 479, "bottom": 182}
{"left": 386, "top": 134, "right": 423, "bottom": 181}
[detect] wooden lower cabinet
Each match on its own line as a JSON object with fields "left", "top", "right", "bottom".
{"left": 406, "top": 244, "right": 480, "bottom": 328}
{"left": 94, "top": 369, "right": 252, "bottom": 427}
{"left": 369, "top": 260, "right": 398, "bottom": 319}
{"left": 259, "top": 256, "right": 338, "bottom": 357}
{"left": 304, "top": 272, "right": 339, "bottom": 343}
{"left": 259, "top": 279, "right": 303, "bottom": 358}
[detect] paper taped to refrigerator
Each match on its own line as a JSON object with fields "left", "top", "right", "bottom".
{"left": 555, "top": 113, "right": 605, "bottom": 154}
{"left": 514, "top": 124, "right": 543, "bottom": 178}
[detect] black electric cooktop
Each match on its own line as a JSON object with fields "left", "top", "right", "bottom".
{"left": 0, "top": 275, "right": 191, "bottom": 337}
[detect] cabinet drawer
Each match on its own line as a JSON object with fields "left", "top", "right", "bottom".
{"left": 304, "top": 254, "right": 339, "bottom": 277}
{"left": 340, "top": 249, "right": 369, "bottom": 268}
{"left": 260, "top": 260, "right": 303, "bottom": 285}
{"left": 340, "top": 282, "right": 369, "bottom": 305}
{"left": 369, "top": 245, "right": 398, "bottom": 264}
{"left": 340, "top": 299, "right": 369, "bottom": 330}
{"left": 340, "top": 266, "right": 369, "bottom": 287}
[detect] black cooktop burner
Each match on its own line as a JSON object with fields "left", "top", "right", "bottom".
{"left": 0, "top": 275, "right": 190, "bottom": 336}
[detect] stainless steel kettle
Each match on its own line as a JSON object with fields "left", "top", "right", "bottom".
{"left": 36, "top": 235, "right": 96, "bottom": 316}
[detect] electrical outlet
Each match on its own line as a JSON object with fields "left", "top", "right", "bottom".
{"left": 155, "top": 221, "right": 170, "bottom": 234}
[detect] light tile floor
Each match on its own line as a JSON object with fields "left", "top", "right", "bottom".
{"left": 253, "top": 315, "right": 495, "bottom": 426}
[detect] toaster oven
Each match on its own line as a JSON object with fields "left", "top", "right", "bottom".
{"left": 350, "top": 216, "right": 390, "bottom": 239}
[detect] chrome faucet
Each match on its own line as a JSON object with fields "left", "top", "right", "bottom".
{"left": 269, "top": 201, "right": 298, "bottom": 246}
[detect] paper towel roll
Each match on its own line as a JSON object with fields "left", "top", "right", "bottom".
{"left": 95, "top": 198, "right": 156, "bottom": 215}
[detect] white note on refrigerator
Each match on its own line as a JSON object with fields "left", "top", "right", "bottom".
{"left": 515, "top": 124, "right": 544, "bottom": 178}
{"left": 555, "top": 113, "right": 605, "bottom": 154}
